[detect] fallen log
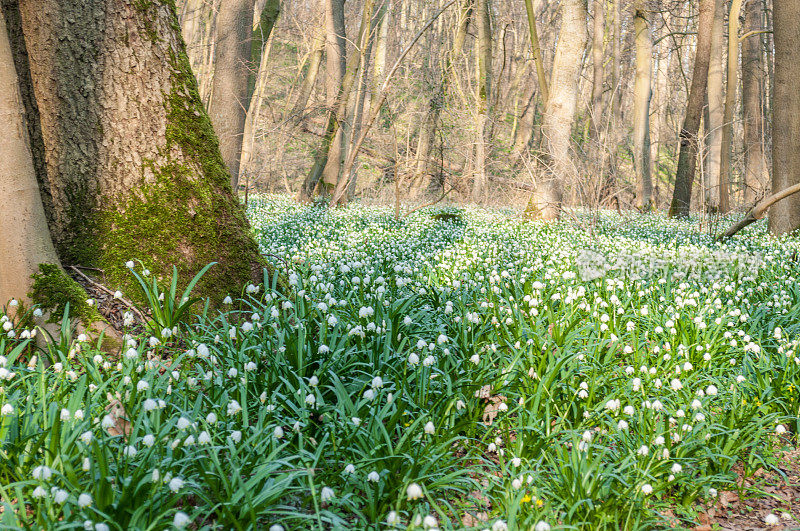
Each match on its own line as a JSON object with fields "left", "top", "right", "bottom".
{"left": 718, "top": 183, "right": 800, "bottom": 239}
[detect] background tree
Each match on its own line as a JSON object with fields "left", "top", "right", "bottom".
{"left": 741, "top": 0, "right": 767, "bottom": 204}
{"left": 669, "top": 0, "right": 716, "bottom": 217}
{"left": 632, "top": 0, "right": 653, "bottom": 210}
{"left": 209, "top": 0, "right": 254, "bottom": 189}
{"left": 768, "top": 0, "right": 800, "bottom": 235}
{"left": 527, "top": 0, "right": 588, "bottom": 220}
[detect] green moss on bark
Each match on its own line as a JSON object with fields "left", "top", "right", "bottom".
{"left": 29, "top": 264, "right": 101, "bottom": 324}
{"left": 96, "top": 42, "right": 262, "bottom": 304}
{"left": 47, "top": 1, "right": 264, "bottom": 306}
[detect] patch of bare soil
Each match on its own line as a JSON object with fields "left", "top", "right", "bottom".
{"left": 691, "top": 446, "right": 800, "bottom": 531}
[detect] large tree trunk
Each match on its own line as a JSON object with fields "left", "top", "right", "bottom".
{"left": 741, "top": 0, "right": 767, "bottom": 204}
{"left": 526, "top": 0, "right": 588, "bottom": 220}
{"left": 668, "top": 0, "right": 716, "bottom": 217}
{"left": 632, "top": 1, "right": 653, "bottom": 210}
{"left": 718, "top": 0, "right": 744, "bottom": 213}
{"left": 208, "top": 0, "right": 252, "bottom": 190}
{"left": 472, "top": 0, "right": 493, "bottom": 203}
{"left": 7, "top": 0, "right": 262, "bottom": 302}
{"left": 0, "top": 8, "right": 60, "bottom": 307}
{"left": 768, "top": 0, "right": 800, "bottom": 235}
{"left": 704, "top": 0, "right": 724, "bottom": 211}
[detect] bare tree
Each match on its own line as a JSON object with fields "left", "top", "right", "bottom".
{"left": 209, "top": 0, "right": 253, "bottom": 189}
{"left": 741, "top": 0, "right": 767, "bottom": 204}
{"left": 472, "top": 0, "right": 493, "bottom": 202}
{"left": 526, "top": 0, "right": 588, "bottom": 220}
{"left": 668, "top": 0, "right": 716, "bottom": 217}
{"left": 632, "top": 0, "right": 653, "bottom": 210}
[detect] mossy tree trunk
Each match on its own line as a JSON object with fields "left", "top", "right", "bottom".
{"left": 6, "top": 0, "right": 262, "bottom": 304}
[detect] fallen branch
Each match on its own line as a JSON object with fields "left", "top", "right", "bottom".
{"left": 718, "top": 183, "right": 800, "bottom": 240}
{"left": 401, "top": 181, "right": 459, "bottom": 220}
{"left": 69, "top": 266, "right": 147, "bottom": 324}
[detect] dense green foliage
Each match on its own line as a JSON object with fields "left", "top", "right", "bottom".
{"left": 1, "top": 196, "right": 798, "bottom": 529}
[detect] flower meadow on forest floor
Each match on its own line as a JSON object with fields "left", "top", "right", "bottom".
{"left": 1, "top": 195, "right": 799, "bottom": 530}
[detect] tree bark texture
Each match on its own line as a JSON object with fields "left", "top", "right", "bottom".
{"left": 590, "top": 0, "right": 604, "bottom": 131}
{"left": 718, "top": 0, "right": 744, "bottom": 213}
{"left": 472, "top": 0, "right": 493, "bottom": 203}
{"left": 527, "top": 0, "right": 588, "bottom": 220}
{"left": 741, "top": 0, "right": 767, "bottom": 204}
{"left": 208, "top": 0, "right": 252, "bottom": 189}
{"left": 768, "top": 0, "right": 800, "bottom": 235}
{"left": 321, "top": 0, "right": 347, "bottom": 190}
{"left": 9, "top": 0, "right": 262, "bottom": 302}
{"left": 0, "top": 8, "right": 61, "bottom": 306}
{"left": 632, "top": 2, "right": 653, "bottom": 210}
{"left": 704, "top": 0, "right": 724, "bottom": 211}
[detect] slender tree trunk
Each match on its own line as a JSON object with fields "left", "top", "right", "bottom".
{"left": 198, "top": 0, "right": 221, "bottom": 106}
{"left": 0, "top": 9, "right": 60, "bottom": 307}
{"left": 472, "top": 0, "right": 493, "bottom": 203}
{"left": 240, "top": 0, "right": 281, "bottom": 187}
{"left": 373, "top": 0, "right": 389, "bottom": 89}
{"left": 290, "top": 25, "right": 325, "bottom": 123}
{"left": 704, "top": 0, "right": 725, "bottom": 211}
{"left": 240, "top": 30, "right": 276, "bottom": 188}
{"left": 413, "top": 6, "right": 445, "bottom": 195}
{"left": 524, "top": 0, "right": 550, "bottom": 106}
{"left": 719, "top": 0, "right": 744, "bottom": 213}
{"left": 632, "top": 1, "right": 653, "bottom": 210}
{"left": 299, "top": 0, "right": 372, "bottom": 202}
{"left": 611, "top": 0, "right": 622, "bottom": 123}
{"left": 512, "top": 84, "right": 538, "bottom": 156}
{"left": 208, "top": 0, "right": 252, "bottom": 190}
{"left": 526, "top": 0, "right": 588, "bottom": 220}
{"left": 590, "top": 0, "right": 604, "bottom": 130}
{"left": 8, "top": 0, "right": 262, "bottom": 301}
{"left": 345, "top": 0, "right": 380, "bottom": 199}
{"left": 668, "top": 0, "right": 716, "bottom": 217}
{"left": 768, "top": 0, "right": 800, "bottom": 234}
{"left": 179, "top": 0, "right": 203, "bottom": 64}
{"left": 320, "top": 0, "right": 347, "bottom": 191}
{"left": 741, "top": 0, "right": 767, "bottom": 204}
{"left": 414, "top": 0, "right": 471, "bottom": 193}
